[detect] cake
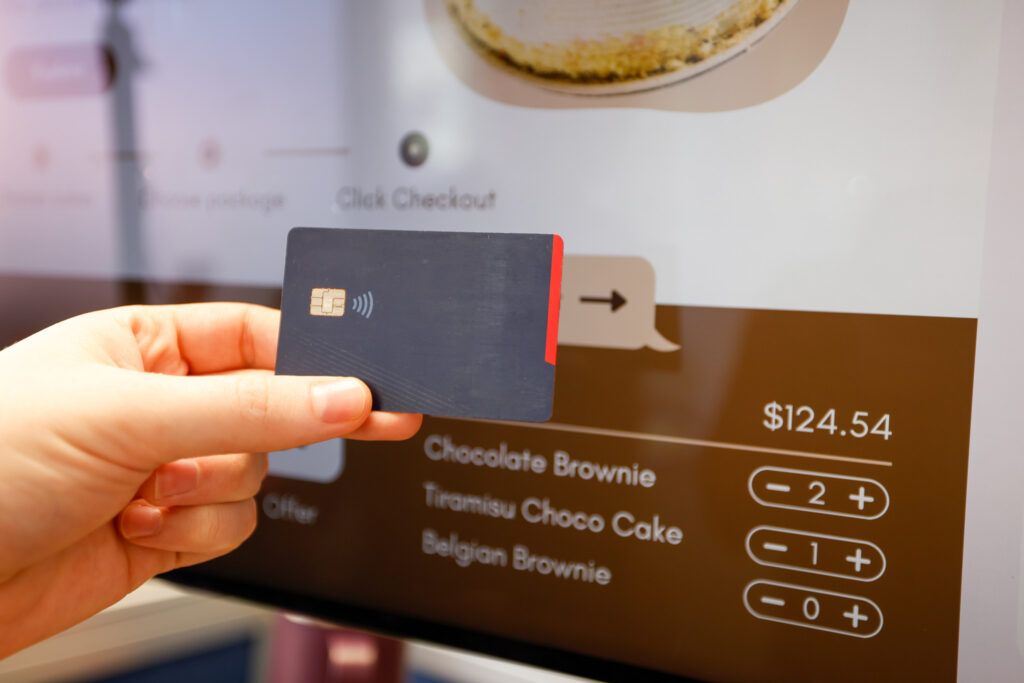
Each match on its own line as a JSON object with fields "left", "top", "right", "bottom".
{"left": 447, "top": 0, "right": 793, "bottom": 87}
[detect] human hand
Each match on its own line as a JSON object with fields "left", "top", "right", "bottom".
{"left": 0, "top": 303, "right": 421, "bottom": 657}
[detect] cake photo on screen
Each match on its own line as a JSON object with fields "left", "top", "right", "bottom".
{"left": 446, "top": 0, "right": 798, "bottom": 94}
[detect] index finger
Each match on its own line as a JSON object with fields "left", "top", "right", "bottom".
{"left": 121, "top": 303, "right": 281, "bottom": 375}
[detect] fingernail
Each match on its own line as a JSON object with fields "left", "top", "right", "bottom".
{"left": 155, "top": 461, "right": 199, "bottom": 500}
{"left": 311, "top": 378, "right": 368, "bottom": 423}
{"left": 121, "top": 504, "right": 163, "bottom": 539}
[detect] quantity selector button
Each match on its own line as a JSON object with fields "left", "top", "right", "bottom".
{"left": 748, "top": 466, "right": 889, "bottom": 519}
{"left": 743, "top": 580, "right": 883, "bottom": 638}
{"left": 746, "top": 527, "right": 886, "bottom": 581}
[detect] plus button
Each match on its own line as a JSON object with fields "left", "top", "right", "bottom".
{"left": 849, "top": 486, "right": 875, "bottom": 511}
{"left": 846, "top": 547, "right": 872, "bottom": 573}
{"left": 844, "top": 603, "right": 870, "bottom": 629}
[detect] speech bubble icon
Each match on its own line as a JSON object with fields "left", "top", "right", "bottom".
{"left": 558, "top": 255, "right": 679, "bottom": 353}
{"left": 268, "top": 439, "right": 345, "bottom": 483}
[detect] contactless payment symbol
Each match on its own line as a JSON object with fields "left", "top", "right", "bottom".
{"left": 350, "top": 291, "right": 374, "bottom": 319}
{"left": 309, "top": 288, "right": 346, "bottom": 317}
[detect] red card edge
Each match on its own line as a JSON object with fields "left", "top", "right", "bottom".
{"left": 545, "top": 235, "right": 563, "bottom": 365}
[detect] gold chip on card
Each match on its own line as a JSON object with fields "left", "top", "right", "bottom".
{"left": 309, "top": 287, "right": 346, "bottom": 317}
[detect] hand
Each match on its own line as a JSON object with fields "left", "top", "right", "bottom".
{"left": 0, "top": 303, "right": 421, "bottom": 657}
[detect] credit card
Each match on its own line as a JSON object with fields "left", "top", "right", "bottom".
{"left": 277, "top": 227, "right": 563, "bottom": 422}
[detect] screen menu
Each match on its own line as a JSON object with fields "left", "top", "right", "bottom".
{"left": 196, "top": 301, "right": 975, "bottom": 681}
{"left": 0, "top": 0, "right": 1017, "bottom": 680}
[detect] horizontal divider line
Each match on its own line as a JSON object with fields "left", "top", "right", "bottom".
{"left": 265, "top": 147, "right": 350, "bottom": 157}
{"left": 457, "top": 418, "right": 893, "bottom": 468}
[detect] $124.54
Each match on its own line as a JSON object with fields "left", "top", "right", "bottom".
{"left": 762, "top": 402, "right": 892, "bottom": 440}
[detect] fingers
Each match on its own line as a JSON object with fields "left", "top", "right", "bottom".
{"left": 137, "top": 453, "right": 268, "bottom": 507}
{"left": 343, "top": 411, "right": 423, "bottom": 441}
{"left": 119, "top": 370, "right": 382, "bottom": 465}
{"left": 113, "top": 303, "right": 281, "bottom": 374}
{"left": 122, "top": 451, "right": 268, "bottom": 558}
{"left": 119, "top": 499, "right": 258, "bottom": 554}
{"left": 73, "top": 303, "right": 425, "bottom": 467}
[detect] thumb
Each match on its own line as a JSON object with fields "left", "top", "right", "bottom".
{"left": 118, "top": 369, "right": 373, "bottom": 465}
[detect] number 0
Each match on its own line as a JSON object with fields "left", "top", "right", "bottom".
{"left": 803, "top": 597, "right": 820, "bottom": 620}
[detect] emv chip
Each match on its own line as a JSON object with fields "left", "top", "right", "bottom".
{"left": 309, "top": 287, "right": 346, "bottom": 317}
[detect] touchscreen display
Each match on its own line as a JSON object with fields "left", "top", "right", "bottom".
{"left": 1, "top": 1, "right": 1021, "bottom": 681}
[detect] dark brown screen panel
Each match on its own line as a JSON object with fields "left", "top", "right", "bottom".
{"left": 180, "top": 300, "right": 975, "bottom": 682}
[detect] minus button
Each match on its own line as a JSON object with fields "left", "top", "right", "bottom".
{"left": 765, "top": 482, "right": 791, "bottom": 493}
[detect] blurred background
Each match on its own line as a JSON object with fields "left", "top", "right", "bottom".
{"left": 0, "top": 579, "right": 595, "bottom": 682}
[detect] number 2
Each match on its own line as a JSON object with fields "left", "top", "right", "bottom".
{"left": 795, "top": 406, "right": 815, "bottom": 433}
{"left": 808, "top": 481, "right": 826, "bottom": 506}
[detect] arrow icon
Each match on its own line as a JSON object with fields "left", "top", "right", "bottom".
{"left": 580, "top": 290, "right": 627, "bottom": 312}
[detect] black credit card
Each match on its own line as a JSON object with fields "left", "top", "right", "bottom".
{"left": 276, "top": 227, "right": 563, "bottom": 422}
